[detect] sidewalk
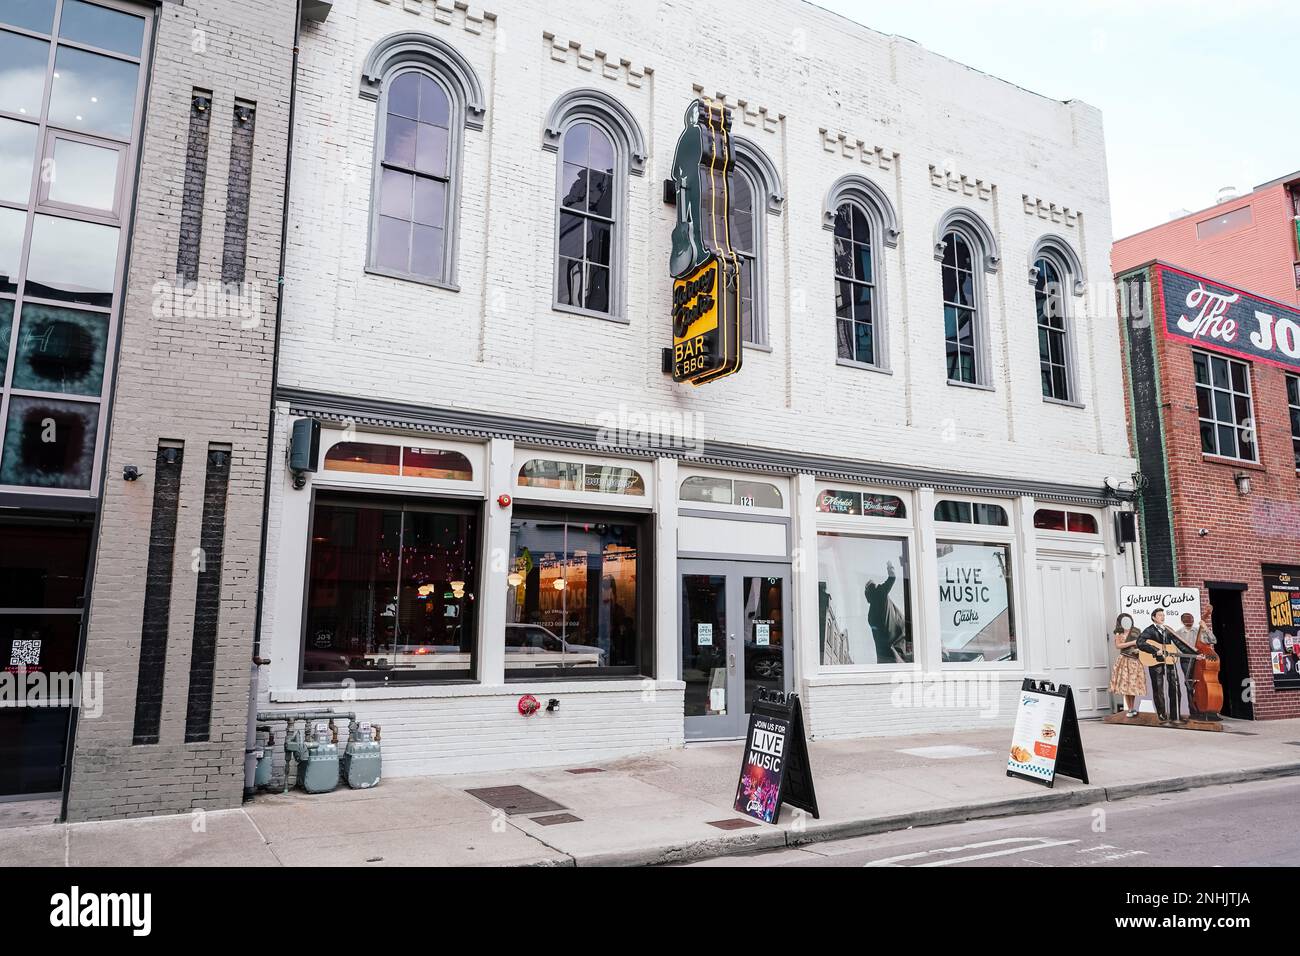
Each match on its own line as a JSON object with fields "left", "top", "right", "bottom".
{"left": 5, "top": 718, "right": 1299, "bottom": 867}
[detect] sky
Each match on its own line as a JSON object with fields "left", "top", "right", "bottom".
{"left": 811, "top": 0, "right": 1300, "bottom": 239}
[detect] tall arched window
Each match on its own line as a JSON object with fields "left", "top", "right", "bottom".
{"left": 823, "top": 175, "right": 899, "bottom": 370}
{"left": 543, "top": 89, "right": 647, "bottom": 321}
{"left": 941, "top": 230, "right": 978, "bottom": 384}
{"left": 373, "top": 70, "right": 452, "bottom": 281}
{"left": 360, "top": 31, "right": 486, "bottom": 288}
{"left": 557, "top": 120, "right": 616, "bottom": 315}
{"left": 934, "top": 207, "right": 999, "bottom": 387}
{"left": 1035, "top": 256, "right": 1070, "bottom": 401}
{"left": 730, "top": 136, "right": 783, "bottom": 348}
{"left": 1029, "top": 234, "right": 1086, "bottom": 406}
{"left": 834, "top": 202, "right": 876, "bottom": 365}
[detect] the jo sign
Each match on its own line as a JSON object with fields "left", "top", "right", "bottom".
{"left": 1159, "top": 265, "right": 1300, "bottom": 371}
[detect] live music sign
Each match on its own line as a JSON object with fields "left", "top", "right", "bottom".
{"left": 1158, "top": 265, "right": 1300, "bottom": 372}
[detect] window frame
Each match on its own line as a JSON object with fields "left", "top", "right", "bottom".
{"left": 504, "top": 504, "right": 654, "bottom": 681}
{"left": 552, "top": 115, "right": 622, "bottom": 321}
{"left": 823, "top": 174, "right": 898, "bottom": 373}
{"left": 1193, "top": 349, "right": 1258, "bottom": 463}
{"left": 814, "top": 528, "right": 918, "bottom": 673}
{"left": 832, "top": 199, "right": 880, "bottom": 369}
{"left": 729, "top": 136, "right": 783, "bottom": 349}
{"left": 1033, "top": 253, "right": 1075, "bottom": 405}
{"left": 365, "top": 64, "right": 465, "bottom": 290}
{"left": 1288, "top": 373, "right": 1300, "bottom": 472}
{"left": 940, "top": 227, "right": 989, "bottom": 388}
{"left": 298, "top": 491, "right": 485, "bottom": 688}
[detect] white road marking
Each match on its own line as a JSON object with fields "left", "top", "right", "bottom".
{"left": 865, "top": 837, "right": 1081, "bottom": 867}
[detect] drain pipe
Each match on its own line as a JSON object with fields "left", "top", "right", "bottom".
{"left": 244, "top": 0, "right": 302, "bottom": 800}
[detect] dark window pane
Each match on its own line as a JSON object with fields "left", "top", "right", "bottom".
{"left": 0, "top": 30, "right": 49, "bottom": 118}
{"left": 851, "top": 205, "right": 869, "bottom": 242}
{"left": 854, "top": 320, "right": 873, "bottom": 365}
{"left": 415, "top": 122, "right": 448, "bottom": 178}
{"left": 1051, "top": 365, "right": 1069, "bottom": 401}
{"left": 59, "top": 0, "right": 144, "bottom": 57}
{"left": 417, "top": 75, "right": 449, "bottom": 127}
{"left": 1213, "top": 390, "right": 1231, "bottom": 422}
{"left": 586, "top": 218, "right": 612, "bottom": 266}
{"left": 585, "top": 264, "right": 610, "bottom": 313}
{"left": 374, "top": 215, "right": 409, "bottom": 272}
{"left": 48, "top": 46, "right": 139, "bottom": 140}
{"left": 1193, "top": 352, "right": 1209, "bottom": 385}
{"left": 0, "top": 299, "right": 11, "bottom": 370}
{"left": 1067, "top": 513, "right": 1098, "bottom": 534}
{"left": 379, "top": 167, "right": 412, "bottom": 220}
{"left": 934, "top": 500, "right": 972, "bottom": 523}
{"left": 959, "top": 270, "right": 975, "bottom": 308}
{"left": 731, "top": 207, "right": 754, "bottom": 255}
{"left": 11, "top": 303, "right": 108, "bottom": 396}
{"left": 0, "top": 396, "right": 99, "bottom": 489}
{"left": 0, "top": 206, "right": 20, "bottom": 294}
{"left": 1210, "top": 356, "right": 1229, "bottom": 388}
{"left": 0, "top": 706, "right": 71, "bottom": 795}
{"left": 942, "top": 262, "right": 959, "bottom": 305}
{"left": 854, "top": 284, "right": 872, "bottom": 322}
{"left": 386, "top": 72, "right": 419, "bottom": 120}
{"left": 952, "top": 233, "right": 973, "bottom": 272}
{"left": 556, "top": 256, "right": 584, "bottom": 306}
{"left": 1034, "top": 509, "right": 1067, "bottom": 531}
{"left": 1196, "top": 386, "right": 1212, "bottom": 419}
{"left": 323, "top": 442, "right": 400, "bottom": 475}
{"left": 560, "top": 162, "right": 585, "bottom": 209}
{"left": 410, "top": 224, "right": 443, "bottom": 278}
{"left": 303, "top": 503, "right": 402, "bottom": 680}
{"left": 1041, "top": 367, "right": 1053, "bottom": 397}
{"left": 1199, "top": 420, "right": 1215, "bottom": 454}
{"left": 1230, "top": 361, "right": 1248, "bottom": 393}
{"left": 0, "top": 115, "right": 38, "bottom": 204}
{"left": 1216, "top": 424, "right": 1236, "bottom": 458}
{"left": 959, "top": 349, "right": 975, "bottom": 383}
{"left": 833, "top": 236, "right": 852, "bottom": 279}
{"left": 1288, "top": 376, "right": 1299, "bottom": 406}
{"left": 586, "top": 168, "right": 612, "bottom": 218}
{"left": 836, "top": 318, "right": 853, "bottom": 360}
{"left": 396, "top": 509, "right": 478, "bottom": 671}
{"left": 836, "top": 281, "right": 853, "bottom": 320}
{"left": 384, "top": 115, "right": 417, "bottom": 168}
{"left": 401, "top": 447, "right": 472, "bottom": 481}
{"left": 946, "top": 342, "right": 961, "bottom": 381}
{"left": 1238, "top": 428, "right": 1256, "bottom": 460}
{"left": 0, "top": 0, "right": 56, "bottom": 34}
{"left": 558, "top": 212, "right": 585, "bottom": 259}
{"left": 0, "top": 516, "right": 90, "bottom": 608}
{"left": 24, "top": 215, "right": 119, "bottom": 308}
{"left": 854, "top": 240, "right": 872, "bottom": 283}
{"left": 412, "top": 177, "right": 445, "bottom": 227}
{"left": 833, "top": 204, "right": 852, "bottom": 240}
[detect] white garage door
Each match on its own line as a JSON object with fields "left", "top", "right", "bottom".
{"left": 1035, "top": 551, "right": 1112, "bottom": 717}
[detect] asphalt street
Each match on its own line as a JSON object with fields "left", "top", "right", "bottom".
{"left": 687, "top": 776, "right": 1300, "bottom": 867}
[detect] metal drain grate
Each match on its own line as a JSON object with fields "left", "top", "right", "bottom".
{"left": 706, "top": 818, "right": 760, "bottom": 831}
{"left": 466, "top": 785, "right": 568, "bottom": 815}
{"left": 532, "top": 813, "right": 583, "bottom": 826}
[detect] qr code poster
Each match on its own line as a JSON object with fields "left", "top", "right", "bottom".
{"left": 8, "top": 639, "right": 43, "bottom": 670}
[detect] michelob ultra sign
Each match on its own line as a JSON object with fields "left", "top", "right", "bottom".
{"left": 668, "top": 99, "right": 742, "bottom": 385}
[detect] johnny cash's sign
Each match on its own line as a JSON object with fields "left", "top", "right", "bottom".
{"left": 668, "top": 99, "right": 742, "bottom": 385}
{"left": 1158, "top": 265, "right": 1300, "bottom": 372}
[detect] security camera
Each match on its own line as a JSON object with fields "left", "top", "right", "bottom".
{"left": 1197, "top": 529, "right": 1209, "bottom": 537}
{"left": 1104, "top": 476, "right": 1134, "bottom": 494}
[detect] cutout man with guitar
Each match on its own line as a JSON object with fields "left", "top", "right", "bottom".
{"left": 1136, "top": 608, "right": 1205, "bottom": 724}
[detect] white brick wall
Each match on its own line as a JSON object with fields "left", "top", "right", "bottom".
{"left": 260, "top": 0, "right": 1140, "bottom": 774}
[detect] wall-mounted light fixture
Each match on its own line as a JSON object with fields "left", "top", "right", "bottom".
{"left": 1233, "top": 471, "right": 1251, "bottom": 496}
{"left": 123, "top": 465, "right": 141, "bottom": 481}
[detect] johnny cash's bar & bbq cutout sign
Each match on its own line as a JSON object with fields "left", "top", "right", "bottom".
{"left": 667, "top": 98, "right": 743, "bottom": 385}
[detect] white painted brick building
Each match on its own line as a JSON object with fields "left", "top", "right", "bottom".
{"left": 259, "top": 0, "right": 1143, "bottom": 777}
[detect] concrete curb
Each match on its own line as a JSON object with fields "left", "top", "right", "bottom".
{"left": 565, "top": 761, "right": 1300, "bottom": 867}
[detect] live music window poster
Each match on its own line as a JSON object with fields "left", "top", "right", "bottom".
{"left": 1263, "top": 565, "right": 1300, "bottom": 690}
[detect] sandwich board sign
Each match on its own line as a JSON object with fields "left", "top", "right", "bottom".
{"left": 1006, "top": 678, "right": 1089, "bottom": 788}
{"left": 734, "top": 689, "right": 819, "bottom": 824}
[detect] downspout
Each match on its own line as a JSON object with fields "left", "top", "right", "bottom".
{"left": 245, "top": 0, "right": 302, "bottom": 799}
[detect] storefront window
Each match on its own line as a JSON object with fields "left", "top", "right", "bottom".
{"left": 816, "top": 489, "right": 906, "bottom": 518}
{"left": 518, "top": 458, "right": 645, "bottom": 496}
{"left": 934, "top": 499, "right": 1007, "bottom": 526}
{"left": 681, "top": 475, "right": 783, "bottom": 509}
{"left": 937, "top": 540, "right": 1016, "bottom": 662}
{"left": 302, "top": 498, "right": 479, "bottom": 685}
{"left": 1034, "top": 509, "right": 1098, "bottom": 534}
{"left": 817, "top": 533, "right": 913, "bottom": 665}
{"left": 322, "top": 441, "right": 472, "bottom": 481}
{"left": 506, "top": 510, "right": 644, "bottom": 678}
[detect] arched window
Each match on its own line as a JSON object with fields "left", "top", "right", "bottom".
{"left": 1029, "top": 234, "right": 1086, "bottom": 405}
{"left": 543, "top": 89, "right": 646, "bottom": 321}
{"left": 823, "top": 175, "right": 899, "bottom": 370}
{"left": 360, "top": 31, "right": 486, "bottom": 287}
{"left": 731, "top": 137, "right": 783, "bottom": 347}
{"left": 834, "top": 202, "right": 876, "bottom": 365}
{"left": 934, "top": 207, "right": 999, "bottom": 387}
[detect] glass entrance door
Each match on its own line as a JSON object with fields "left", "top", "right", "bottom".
{"left": 680, "top": 561, "right": 790, "bottom": 740}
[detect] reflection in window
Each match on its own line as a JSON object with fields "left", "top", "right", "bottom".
{"left": 372, "top": 71, "right": 452, "bottom": 281}
{"left": 0, "top": 300, "right": 12, "bottom": 371}
{"left": 0, "top": 396, "right": 99, "bottom": 489}
{"left": 58, "top": 0, "right": 145, "bottom": 58}
{"left": 815, "top": 489, "right": 906, "bottom": 518}
{"left": 47, "top": 138, "right": 119, "bottom": 212}
{"left": 0, "top": 206, "right": 22, "bottom": 293}
{"left": 0, "top": 514, "right": 91, "bottom": 608}
{"left": 303, "top": 499, "right": 478, "bottom": 685}
{"left": 0, "top": 0, "right": 57, "bottom": 34}
{"left": 506, "top": 512, "right": 642, "bottom": 677}
{"left": 518, "top": 459, "right": 645, "bottom": 496}
{"left": 679, "top": 475, "right": 782, "bottom": 509}
{"left": 556, "top": 121, "right": 615, "bottom": 314}
{"left": 1035, "top": 256, "right": 1071, "bottom": 401}
{"left": 1193, "top": 350, "right": 1256, "bottom": 461}
{"left": 1033, "top": 509, "right": 1098, "bottom": 534}
{"left": 937, "top": 540, "right": 1016, "bottom": 662}
{"left": 729, "top": 164, "right": 760, "bottom": 343}
{"left": 834, "top": 202, "right": 876, "bottom": 365}
{"left": 322, "top": 441, "right": 473, "bottom": 481}
{"left": 817, "top": 533, "right": 912, "bottom": 665}
{"left": 934, "top": 500, "right": 1008, "bottom": 526}
{"left": 941, "top": 230, "right": 979, "bottom": 384}
{"left": 0, "top": 30, "right": 50, "bottom": 118}
{"left": 11, "top": 304, "right": 108, "bottom": 395}
{"left": 0, "top": 116, "right": 38, "bottom": 204}
{"left": 25, "top": 214, "right": 120, "bottom": 307}
{"left": 48, "top": 45, "right": 139, "bottom": 140}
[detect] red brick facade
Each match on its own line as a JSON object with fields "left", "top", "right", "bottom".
{"left": 1119, "top": 262, "right": 1300, "bottom": 721}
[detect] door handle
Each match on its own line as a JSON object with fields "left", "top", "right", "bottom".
{"left": 728, "top": 653, "right": 736, "bottom": 671}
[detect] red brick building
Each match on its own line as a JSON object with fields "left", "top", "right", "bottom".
{"left": 1113, "top": 171, "right": 1300, "bottom": 308}
{"left": 1116, "top": 261, "right": 1300, "bottom": 721}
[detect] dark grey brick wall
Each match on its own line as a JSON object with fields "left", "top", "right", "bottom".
{"left": 177, "top": 91, "right": 212, "bottom": 284}
{"left": 184, "top": 445, "right": 232, "bottom": 743}
{"left": 220, "top": 102, "right": 256, "bottom": 285}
